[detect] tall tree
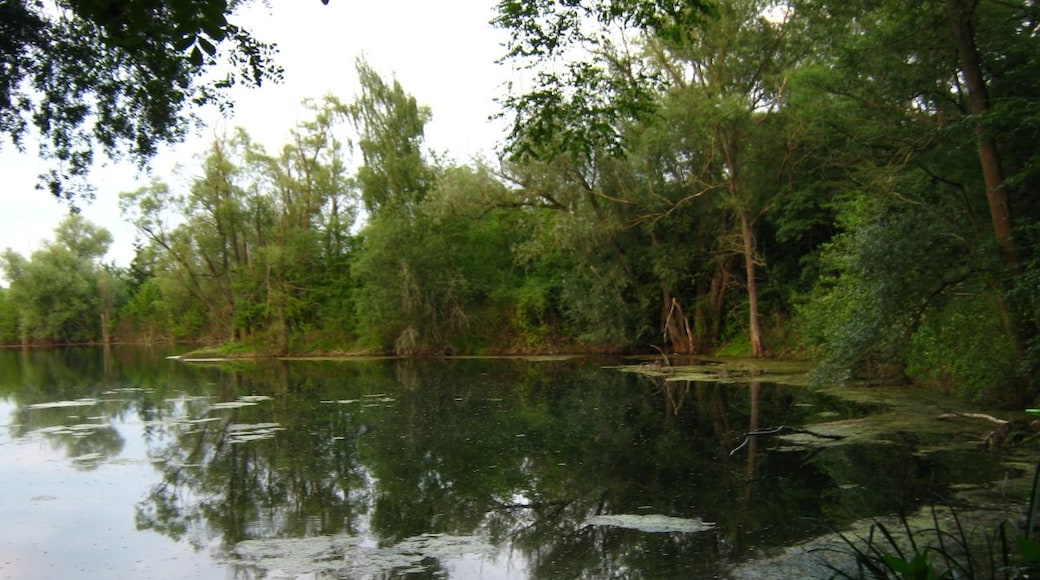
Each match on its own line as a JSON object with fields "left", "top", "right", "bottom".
{"left": 639, "top": 0, "right": 802, "bottom": 356}
{"left": 346, "top": 60, "right": 439, "bottom": 351}
{"left": 120, "top": 133, "right": 255, "bottom": 342}
{"left": 945, "top": 0, "right": 1017, "bottom": 267}
{"left": 346, "top": 58, "right": 434, "bottom": 217}
{"left": 244, "top": 97, "right": 357, "bottom": 353}
{"left": 496, "top": 0, "right": 801, "bottom": 356}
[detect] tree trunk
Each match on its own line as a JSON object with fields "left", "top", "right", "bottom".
{"left": 739, "top": 208, "right": 765, "bottom": 357}
{"left": 946, "top": 0, "right": 1018, "bottom": 267}
{"left": 278, "top": 301, "right": 289, "bottom": 356}
{"left": 100, "top": 311, "right": 110, "bottom": 345}
{"left": 662, "top": 291, "right": 696, "bottom": 354}
{"left": 708, "top": 255, "right": 732, "bottom": 347}
{"left": 947, "top": 0, "right": 1030, "bottom": 402}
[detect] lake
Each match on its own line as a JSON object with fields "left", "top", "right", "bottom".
{"left": 0, "top": 347, "right": 1019, "bottom": 578}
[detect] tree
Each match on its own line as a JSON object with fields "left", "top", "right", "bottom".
{"left": 493, "top": 0, "right": 714, "bottom": 164}
{"left": 945, "top": 0, "right": 1017, "bottom": 267}
{"left": 788, "top": 0, "right": 1040, "bottom": 397}
{"left": 243, "top": 96, "right": 358, "bottom": 352}
{"left": 0, "top": 213, "right": 113, "bottom": 343}
{"left": 120, "top": 135, "right": 255, "bottom": 343}
{"left": 0, "top": 0, "right": 296, "bottom": 201}
{"left": 345, "top": 58, "right": 434, "bottom": 217}
{"left": 0, "top": 289, "right": 15, "bottom": 343}
{"left": 496, "top": 0, "right": 802, "bottom": 357}
{"left": 637, "top": 0, "right": 802, "bottom": 357}
{"left": 345, "top": 60, "right": 447, "bottom": 352}
{"left": 119, "top": 101, "right": 359, "bottom": 348}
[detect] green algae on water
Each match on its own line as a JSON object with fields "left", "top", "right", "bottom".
{"left": 586, "top": 514, "right": 717, "bottom": 533}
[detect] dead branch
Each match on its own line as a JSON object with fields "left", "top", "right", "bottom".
{"left": 936, "top": 412, "right": 1009, "bottom": 425}
{"left": 729, "top": 425, "right": 845, "bottom": 456}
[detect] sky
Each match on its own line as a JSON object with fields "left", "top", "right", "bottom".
{"left": 0, "top": 0, "right": 513, "bottom": 268}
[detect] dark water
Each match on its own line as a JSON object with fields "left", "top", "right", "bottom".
{"left": 0, "top": 348, "right": 1003, "bottom": 579}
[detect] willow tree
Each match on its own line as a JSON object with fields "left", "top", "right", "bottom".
{"left": 346, "top": 59, "right": 441, "bottom": 352}
{"left": 495, "top": 0, "right": 802, "bottom": 356}
{"left": 347, "top": 59, "right": 526, "bottom": 353}
{"left": 638, "top": 0, "right": 804, "bottom": 356}
{"left": 120, "top": 134, "right": 255, "bottom": 342}
{"left": 243, "top": 97, "right": 357, "bottom": 353}
{"left": 346, "top": 58, "right": 434, "bottom": 218}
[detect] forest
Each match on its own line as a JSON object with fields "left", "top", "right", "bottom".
{"left": 1, "top": 0, "right": 1038, "bottom": 404}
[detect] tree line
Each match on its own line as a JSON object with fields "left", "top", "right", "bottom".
{"left": 2, "top": 0, "right": 1038, "bottom": 402}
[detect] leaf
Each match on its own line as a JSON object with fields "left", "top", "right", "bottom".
{"left": 1018, "top": 536, "right": 1040, "bottom": 563}
{"left": 198, "top": 37, "right": 216, "bottom": 58}
{"left": 881, "top": 552, "right": 935, "bottom": 579}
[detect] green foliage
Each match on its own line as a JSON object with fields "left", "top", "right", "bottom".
{"left": 117, "top": 278, "right": 169, "bottom": 341}
{"left": 1013, "top": 222, "right": 1040, "bottom": 386}
{"left": 352, "top": 185, "right": 523, "bottom": 353}
{"left": 0, "top": 288, "right": 19, "bottom": 343}
{"left": 907, "top": 290, "right": 1017, "bottom": 401}
{"left": 346, "top": 58, "right": 433, "bottom": 217}
{"left": 0, "top": 213, "right": 114, "bottom": 343}
{"left": 118, "top": 97, "right": 356, "bottom": 349}
{"left": 509, "top": 276, "right": 563, "bottom": 347}
{"left": 800, "top": 201, "right": 989, "bottom": 385}
{"left": 0, "top": 0, "right": 287, "bottom": 200}
{"left": 492, "top": 0, "right": 713, "bottom": 164}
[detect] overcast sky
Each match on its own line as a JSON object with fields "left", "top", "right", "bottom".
{"left": 0, "top": 0, "right": 513, "bottom": 268}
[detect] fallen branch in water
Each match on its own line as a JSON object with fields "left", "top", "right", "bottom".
{"left": 937, "top": 412, "right": 1015, "bottom": 447}
{"left": 729, "top": 426, "right": 845, "bottom": 456}
{"left": 935, "top": 412, "right": 1040, "bottom": 447}
{"left": 936, "top": 412, "right": 1008, "bottom": 425}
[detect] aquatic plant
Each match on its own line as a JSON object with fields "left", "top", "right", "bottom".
{"left": 817, "top": 458, "right": 1040, "bottom": 579}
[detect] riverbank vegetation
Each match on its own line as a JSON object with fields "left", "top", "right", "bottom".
{"left": 2, "top": 0, "right": 1038, "bottom": 404}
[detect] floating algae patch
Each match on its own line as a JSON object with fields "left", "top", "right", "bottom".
{"left": 231, "top": 533, "right": 494, "bottom": 578}
{"left": 586, "top": 514, "right": 716, "bottom": 533}
{"left": 616, "top": 358, "right": 813, "bottom": 386}
{"left": 139, "top": 416, "right": 222, "bottom": 429}
{"left": 239, "top": 395, "right": 272, "bottom": 403}
{"left": 361, "top": 394, "right": 395, "bottom": 403}
{"left": 208, "top": 395, "right": 272, "bottom": 411}
{"left": 165, "top": 395, "right": 210, "bottom": 403}
{"left": 26, "top": 398, "right": 98, "bottom": 410}
{"left": 26, "top": 422, "right": 109, "bottom": 438}
{"left": 523, "top": 355, "right": 580, "bottom": 362}
{"left": 227, "top": 423, "right": 284, "bottom": 443}
{"left": 69, "top": 452, "right": 104, "bottom": 464}
{"left": 100, "top": 387, "right": 152, "bottom": 395}
{"left": 359, "top": 393, "right": 395, "bottom": 407}
{"left": 208, "top": 401, "right": 258, "bottom": 410}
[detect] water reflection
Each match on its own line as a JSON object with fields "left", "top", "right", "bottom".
{"left": 0, "top": 349, "right": 1003, "bottom": 578}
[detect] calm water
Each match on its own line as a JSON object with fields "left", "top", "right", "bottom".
{"left": 0, "top": 348, "right": 1003, "bottom": 579}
